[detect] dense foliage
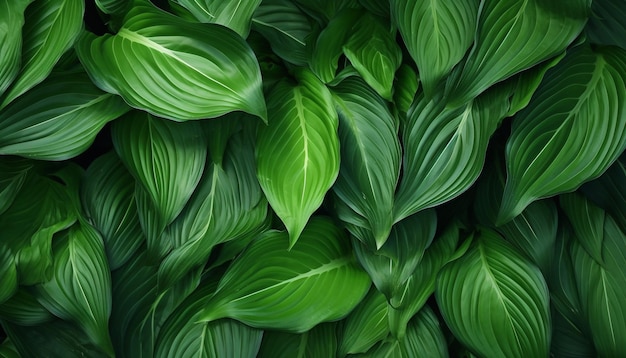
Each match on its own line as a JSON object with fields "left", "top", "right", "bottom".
{"left": 1, "top": 0, "right": 626, "bottom": 356}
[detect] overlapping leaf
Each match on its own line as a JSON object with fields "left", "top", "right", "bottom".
{"left": 256, "top": 70, "right": 339, "bottom": 247}
{"left": 586, "top": 0, "right": 626, "bottom": 50}
{"left": 75, "top": 1, "right": 266, "bottom": 121}
{"left": 0, "top": 247, "right": 17, "bottom": 304}
{"left": 581, "top": 155, "right": 626, "bottom": 232}
{"left": 499, "top": 45, "right": 626, "bottom": 223}
{"left": 257, "top": 322, "right": 337, "bottom": 357}
{"left": 0, "top": 0, "right": 30, "bottom": 97}
{"left": 0, "top": 157, "right": 32, "bottom": 216}
{"left": 0, "top": 289, "right": 52, "bottom": 326}
{"left": 339, "top": 287, "right": 388, "bottom": 356}
{"left": 174, "top": 0, "right": 261, "bottom": 37}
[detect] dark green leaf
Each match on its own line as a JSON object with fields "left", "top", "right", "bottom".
{"left": 586, "top": 0, "right": 626, "bottom": 50}
{"left": 580, "top": 155, "right": 626, "bottom": 233}
{"left": 0, "top": 0, "right": 30, "bottom": 96}
{"left": 0, "top": 157, "right": 32, "bottom": 216}
{"left": 0, "top": 289, "right": 53, "bottom": 326}
{"left": 174, "top": 0, "right": 261, "bottom": 36}
{"left": 0, "top": 247, "right": 17, "bottom": 304}
{"left": 257, "top": 322, "right": 337, "bottom": 358}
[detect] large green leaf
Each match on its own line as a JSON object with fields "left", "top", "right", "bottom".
{"left": 447, "top": 0, "right": 589, "bottom": 104}
{"left": 0, "top": 0, "right": 30, "bottom": 97}
{"left": 0, "top": 71, "right": 129, "bottom": 160}
{"left": 331, "top": 76, "right": 401, "bottom": 248}
{"left": 112, "top": 111, "right": 207, "bottom": 255}
{"left": 0, "top": 0, "right": 84, "bottom": 108}
{"left": 586, "top": 0, "right": 626, "bottom": 50}
{"left": 391, "top": 0, "right": 478, "bottom": 97}
{"left": 498, "top": 45, "right": 626, "bottom": 224}
{"left": 81, "top": 151, "right": 144, "bottom": 270}
{"left": 198, "top": 217, "right": 371, "bottom": 332}
{"left": 436, "top": 229, "right": 551, "bottom": 358}
{"left": 339, "top": 287, "right": 388, "bottom": 356}
{"left": 256, "top": 70, "right": 339, "bottom": 247}
{"left": 257, "top": 322, "right": 337, "bottom": 357}
{"left": 75, "top": 1, "right": 266, "bottom": 121}
{"left": 36, "top": 223, "right": 113, "bottom": 356}
{"left": 173, "top": 0, "right": 261, "bottom": 37}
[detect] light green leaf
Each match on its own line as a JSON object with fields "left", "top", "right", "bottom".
{"left": 447, "top": 0, "right": 589, "bottom": 105}
{"left": 436, "top": 229, "right": 551, "bottom": 358}
{"left": 331, "top": 76, "right": 401, "bottom": 248}
{"left": 0, "top": 247, "right": 17, "bottom": 304}
{"left": 339, "top": 287, "right": 388, "bottom": 356}
{"left": 112, "top": 111, "right": 207, "bottom": 255}
{"left": 75, "top": 1, "right": 266, "bottom": 121}
{"left": 0, "top": 289, "right": 53, "bottom": 326}
{"left": 256, "top": 70, "right": 339, "bottom": 247}
{"left": 0, "top": 71, "right": 129, "bottom": 160}
{"left": 257, "top": 322, "right": 337, "bottom": 358}
{"left": 586, "top": 0, "right": 626, "bottom": 50}
{"left": 174, "top": 0, "right": 261, "bottom": 36}
{"left": 0, "top": 0, "right": 30, "bottom": 97}
{"left": 498, "top": 45, "right": 626, "bottom": 224}
{"left": 0, "top": 0, "right": 84, "bottom": 109}
{"left": 36, "top": 223, "right": 113, "bottom": 356}
{"left": 198, "top": 217, "right": 371, "bottom": 332}
{"left": 391, "top": 0, "right": 478, "bottom": 97}
{"left": 81, "top": 151, "right": 144, "bottom": 270}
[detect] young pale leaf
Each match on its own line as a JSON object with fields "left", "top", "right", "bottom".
{"left": 256, "top": 70, "right": 339, "bottom": 247}
{"left": 391, "top": 0, "right": 478, "bottom": 97}
{"left": 447, "top": 0, "right": 589, "bottom": 104}
{"left": 174, "top": 0, "right": 261, "bottom": 37}
{"left": 339, "top": 287, "right": 389, "bottom": 356}
{"left": 0, "top": 0, "right": 84, "bottom": 109}
{"left": 498, "top": 45, "right": 626, "bottom": 224}
{"left": 198, "top": 217, "right": 371, "bottom": 332}
{"left": 112, "top": 111, "right": 207, "bottom": 246}
{"left": 0, "top": 0, "right": 30, "bottom": 97}
{"left": 331, "top": 76, "right": 401, "bottom": 249}
{"left": 75, "top": 1, "right": 266, "bottom": 121}
{"left": 586, "top": 0, "right": 626, "bottom": 50}
{"left": 436, "top": 229, "right": 551, "bottom": 358}
{"left": 36, "top": 223, "right": 113, "bottom": 356}
{"left": 257, "top": 322, "right": 337, "bottom": 358}
{"left": 0, "top": 72, "right": 130, "bottom": 160}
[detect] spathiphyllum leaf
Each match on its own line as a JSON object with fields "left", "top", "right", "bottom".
{"left": 498, "top": 45, "right": 626, "bottom": 224}
{"left": 331, "top": 76, "right": 401, "bottom": 248}
{"left": 256, "top": 70, "right": 339, "bottom": 247}
{"left": 174, "top": 0, "right": 261, "bottom": 37}
{"left": 391, "top": 0, "right": 478, "bottom": 97}
{"left": 198, "top": 217, "right": 371, "bottom": 332}
{"left": 75, "top": 1, "right": 267, "bottom": 121}
{"left": 112, "top": 111, "right": 207, "bottom": 254}
{"left": 36, "top": 223, "right": 113, "bottom": 356}
{"left": 339, "top": 287, "right": 389, "bottom": 356}
{"left": 0, "top": 71, "right": 130, "bottom": 160}
{"left": 447, "top": 0, "right": 589, "bottom": 104}
{"left": 0, "top": 0, "right": 84, "bottom": 109}
{"left": 586, "top": 0, "right": 626, "bottom": 50}
{"left": 0, "top": 0, "right": 30, "bottom": 97}
{"left": 257, "top": 322, "right": 338, "bottom": 358}
{"left": 436, "top": 229, "right": 551, "bottom": 358}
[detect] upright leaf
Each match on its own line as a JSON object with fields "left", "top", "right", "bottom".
{"left": 257, "top": 322, "right": 337, "bottom": 358}
{"left": 75, "top": 1, "right": 266, "bottom": 121}
{"left": 0, "top": 0, "right": 30, "bottom": 97}
{"left": 174, "top": 0, "right": 261, "bottom": 37}
{"left": 331, "top": 76, "right": 401, "bottom": 248}
{"left": 0, "top": 0, "right": 84, "bottom": 108}
{"left": 256, "top": 70, "right": 339, "bottom": 247}
{"left": 447, "top": 0, "right": 589, "bottom": 104}
{"left": 436, "top": 229, "right": 551, "bottom": 358}
{"left": 391, "top": 0, "right": 478, "bottom": 97}
{"left": 499, "top": 45, "right": 626, "bottom": 223}
{"left": 198, "top": 217, "right": 371, "bottom": 332}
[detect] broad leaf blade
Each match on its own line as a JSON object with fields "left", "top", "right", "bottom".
{"left": 339, "top": 287, "right": 389, "bottom": 356}
{"left": 174, "top": 0, "right": 261, "bottom": 37}
{"left": 256, "top": 70, "right": 339, "bottom": 247}
{"left": 0, "top": 0, "right": 30, "bottom": 97}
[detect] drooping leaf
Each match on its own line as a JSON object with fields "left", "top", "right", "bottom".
{"left": 447, "top": 0, "right": 589, "bottom": 104}
{"left": 75, "top": 1, "right": 267, "bottom": 121}
{"left": 256, "top": 70, "right": 339, "bottom": 247}
{"left": 391, "top": 0, "right": 478, "bottom": 97}
{"left": 499, "top": 45, "right": 626, "bottom": 224}
{"left": 0, "top": 0, "right": 30, "bottom": 97}
{"left": 0, "top": 289, "right": 53, "bottom": 326}
{"left": 0, "top": 0, "right": 84, "bottom": 108}
{"left": 436, "top": 228, "right": 551, "bottom": 358}
{"left": 36, "top": 223, "right": 113, "bottom": 356}
{"left": 0, "top": 71, "right": 129, "bottom": 160}
{"left": 198, "top": 217, "right": 371, "bottom": 332}
{"left": 331, "top": 76, "right": 401, "bottom": 248}
{"left": 339, "top": 287, "right": 388, "bottom": 356}
{"left": 257, "top": 322, "right": 337, "bottom": 358}
{"left": 586, "top": 0, "right": 626, "bottom": 50}
{"left": 173, "top": 0, "right": 261, "bottom": 37}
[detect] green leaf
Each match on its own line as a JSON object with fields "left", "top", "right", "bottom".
{"left": 0, "top": 0, "right": 30, "bottom": 96}
{"left": 498, "top": 45, "right": 626, "bottom": 224}
{"left": 391, "top": 0, "right": 478, "bottom": 97}
{"left": 580, "top": 155, "right": 626, "bottom": 233}
{"left": 0, "top": 247, "right": 17, "bottom": 304}
{"left": 256, "top": 70, "right": 339, "bottom": 247}
{"left": 81, "top": 151, "right": 144, "bottom": 270}
{"left": 75, "top": 1, "right": 267, "bottom": 121}
{"left": 173, "top": 0, "right": 261, "bottom": 37}
{"left": 342, "top": 14, "right": 402, "bottom": 100}
{"left": 0, "top": 157, "right": 32, "bottom": 216}
{"left": 560, "top": 193, "right": 605, "bottom": 263}
{"left": 0, "top": 338, "right": 19, "bottom": 358}
{"left": 198, "top": 217, "right": 371, "bottom": 332}
{"left": 293, "top": 0, "right": 360, "bottom": 23}
{"left": 339, "top": 287, "right": 388, "bottom": 356}
{"left": 0, "top": 71, "right": 130, "bottom": 160}
{"left": 0, "top": 289, "right": 53, "bottom": 326}
{"left": 257, "top": 322, "right": 337, "bottom": 358}
{"left": 436, "top": 228, "right": 551, "bottom": 358}
{"left": 331, "top": 76, "right": 401, "bottom": 248}
{"left": 96, "top": 0, "right": 130, "bottom": 16}
{"left": 36, "top": 223, "right": 113, "bottom": 356}
{"left": 393, "top": 64, "right": 419, "bottom": 116}
{"left": 586, "top": 0, "right": 626, "bottom": 50}
{"left": 112, "top": 111, "right": 207, "bottom": 255}
{"left": 0, "top": 0, "right": 84, "bottom": 108}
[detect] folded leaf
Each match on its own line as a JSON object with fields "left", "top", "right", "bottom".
{"left": 499, "top": 45, "right": 626, "bottom": 224}
{"left": 174, "top": 0, "right": 261, "bottom": 37}
{"left": 256, "top": 70, "right": 339, "bottom": 247}
{"left": 199, "top": 217, "right": 371, "bottom": 332}
{"left": 0, "top": 0, "right": 30, "bottom": 97}
{"left": 75, "top": 1, "right": 266, "bottom": 121}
